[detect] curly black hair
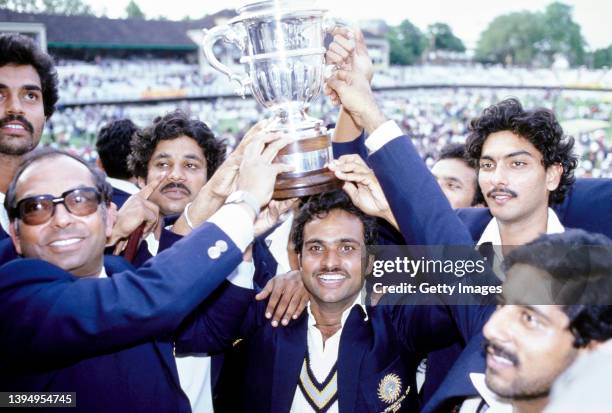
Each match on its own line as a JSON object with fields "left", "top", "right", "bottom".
{"left": 96, "top": 119, "right": 139, "bottom": 180}
{"left": 291, "top": 190, "right": 378, "bottom": 255}
{"left": 504, "top": 229, "right": 612, "bottom": 348}
{"left": 437, "top": 143, "right": 484, "bottom": 206}
{"left": 128, "top": 110, "right": 226, "bottom": 180}
{"left": 465, "top": 98, "right": 577, "bottom": 204}
{"left": 0, "top": 33, "right": 59, "bottom": 118}
{"left": 5, "top": 148, "right": 113, "bottom": 222}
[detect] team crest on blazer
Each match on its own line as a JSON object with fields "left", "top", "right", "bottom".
{"left": 377, "top": 373, "right": 402, "bottom": 404}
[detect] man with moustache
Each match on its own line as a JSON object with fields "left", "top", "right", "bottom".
{"left": 0, "top": 33, "right": 58, "bottom": 242}
{"left": 178, "top": 190, "right": 493, "bottom": 413}
{"left": 473, "top": 230, "right": 612, "bottom": 413}
{"left": 0, "top": 136, "right": 291, "bottom": 412}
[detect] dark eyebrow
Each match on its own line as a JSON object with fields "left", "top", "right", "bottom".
{"left": 152, "top": 153, "right": 171, "bottom": 160}
{"left": 440, "top": 176, "right": 462, "bottom": 184}
{"left": 0, "top": 83, "right": 42, "bottom": 91}
{"left": 480, "top": 151, "right": 534, "bottom": 161}
{"left": 184, "top": 154, "right": 204, "bottom": 161}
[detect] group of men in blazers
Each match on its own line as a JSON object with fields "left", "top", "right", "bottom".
{"left": 0, "top": 26, "right": 611, "bottom": 413}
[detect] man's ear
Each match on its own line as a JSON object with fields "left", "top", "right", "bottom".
{"left": 546, "top": 163, "right": 563, "bottom": 192}
{"left": 136, "top": 176, "right": 146, "bottom": 190}
{"left": 95, "top": 158, "right": 105, "bottom": 172}
{"left": 104, "top": 203, "right": 117, "bottom": 238}
{"left": 9, "top": 222, "right": 22, "bottom": 255}
{"left": 365, "top": 254, "right": 375, "bottom": 276}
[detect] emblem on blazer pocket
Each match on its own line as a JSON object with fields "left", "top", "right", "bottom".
{"left": 377, "top": 373, "right": 402, "bottom": 404}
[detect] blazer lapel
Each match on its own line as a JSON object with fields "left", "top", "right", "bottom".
{"left": 271, "top": 315, "right": 308, "bottom": 412}
{"left": 337, "top": 306, "right": 370, "bottom": 412}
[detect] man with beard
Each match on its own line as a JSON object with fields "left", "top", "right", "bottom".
{"left": 0, "top": 33, "right": 58, "bottom": 241}
{"left": 476, "top": 230, "right": 612, "bottom": 413}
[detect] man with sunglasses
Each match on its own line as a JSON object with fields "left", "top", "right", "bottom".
{"left": 0, "top": 34, "right": 58, "bottom": 242}
{"left": 0, "top": 141, "right": 291, "bottom": 412}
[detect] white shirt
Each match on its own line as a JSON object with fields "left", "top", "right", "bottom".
{"left": 0, "top": 191, "right": 9, "bottom": 235}
{"left": 106, "top": 177, "right": 139, "bottom": 196}
{"left": 476, "top": 207, "right": 565, "bottom": 280}
{"left": 459, "top": 373, "right": 512, "bottom": 413}
{"left": 289, "top": 294, "right": 367, "bottom": 413}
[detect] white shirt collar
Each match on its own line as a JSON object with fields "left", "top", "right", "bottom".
{"left": 0, "top": 191, "right": 9, "bottom": 234}
{"left": 99, "top": 266, "right": 108, "bottom": 278}
{"left": 469, "top": 373, "right": 513, "bottom": 413}
{"left": 306, "top": 293, "right": 367, "bottom": 328}
{"left": 106, "top": 177, "right": 140, "bottom": 196}
{"left": 477, "top": 207, "right": 565, "bottom": 246}
{"left": 264, "top": 213, "right": 294, "bottom": 275}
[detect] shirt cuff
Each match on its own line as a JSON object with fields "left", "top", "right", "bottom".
{"left": 207, "top": 204, "right": 254, "bottom": 252}
{"left": 227, "top": 260, "right": 255, "bottom": 289}
{"left": 364, "top": 120, "right": 404, "bottom": 154}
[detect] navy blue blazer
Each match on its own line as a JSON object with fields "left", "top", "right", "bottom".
{"left": 110, "top": 185, "right": 132, "bottom": 209}
{"left": 333, "top": 134, "right": 612, "bottom": 240}
{"left": 0, "top": 222, "right": 253, "bottom": 413}
{"left": 179, "top": 295, "right": 492, "bottom": 413}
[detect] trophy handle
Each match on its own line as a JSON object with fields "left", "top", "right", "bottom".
{"left": 202, "top": 25, "right": 251, "bottom": 96}
{"left": 322, "top": 17, "right": 351, "bottom": 78}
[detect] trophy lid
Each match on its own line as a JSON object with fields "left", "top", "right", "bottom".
{"left": 233, "top": 0, "right": 327, "bottom": 23}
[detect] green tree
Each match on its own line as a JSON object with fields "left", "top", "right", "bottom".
{"left": 475, "top": 11, "right": 544, "bottom": 66}
{"left": 125, "top": 0, "right": 145, "bottom": 19}
{"left": 540, "top": 2, "right": 585, "bottom": 66}
{"left": 592, "top": 45, "right": 612, "bottom": 69}
{"left": 427, "top": 23, "right": 465, "bottom": 53}
{"left": 387, "top": 19, "right": 426, "bottom": 66}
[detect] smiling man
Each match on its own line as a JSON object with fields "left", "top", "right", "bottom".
{"left": 0, "top": 34, "right": 58, "bottom": 241}
{"left": 472, "top": 230, "right": 612, "bottom": 413}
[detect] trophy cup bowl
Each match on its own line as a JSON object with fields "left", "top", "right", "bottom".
{"left": 202, "top": 0, "right": 343, "bottom": 198}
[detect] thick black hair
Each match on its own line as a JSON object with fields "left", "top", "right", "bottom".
{"left": 437, "top": 143, "right": 484, "bottom": 206}
{"left": 291, "top": 190, "right": 378, "bottom": 255}
{"left": 465, "top": 98, "right": 577, "bottom": 204}
{"left": 128, "top": 110, "right": 226, "bottom": 180}
{"left": 96, "top": 119, "right": 139, "bottom": 180}
{"left": 504, "top": 229, "right": 612, "bottom": 348}
{"left": 0, "top": 33, "right": 59, "bottom": 118}
{"left": 5, "top": 148, "right": 112, "bottom": 221}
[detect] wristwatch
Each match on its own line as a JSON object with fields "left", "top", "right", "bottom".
{"left": 225, "top": 190, "right": 260, "bottom": 217}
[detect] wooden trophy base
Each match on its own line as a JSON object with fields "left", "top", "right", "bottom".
{"left": 272, "top": 133, "right": 342, "bottom": 199}
{"left": 273, "top": 169, "right": 343, "bottom": 199}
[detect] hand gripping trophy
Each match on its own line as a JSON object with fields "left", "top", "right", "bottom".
{"left": 203, "top": 0, "right": 343, "bottom": 198}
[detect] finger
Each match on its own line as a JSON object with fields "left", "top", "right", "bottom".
{"left": 271, "top": 163, "right": 295, "bottom": 175}
{"left": 261, "top": 137, "right": 291, "bottom": 163}
{"left": 244, "top": 132, "right": 283, "bottom": 159}
{"left": 330, "top": 37, "right": 355, "bottom": 56}
{"left": 139, "top": 172, "right": 167, "bottom": 200}
{"left": 265, "top": 282, "right": 284, "bottom": 323}
{"left": 325, "top": 49, "right": 345, "bottom": 65}
{"left": 335, "top": 159, "right": 371, "bottom": 175}
{"left": 272, "top": 286, "right": 294, "bottom": 326}
{"left": 334, "top": 170, "right": 372, "bottom": 186}
{"left": 329, "top": 26, "right": 353, "bottom": 38}
{"left": 280, "top": 288, "right": 305, "bottom": 325}
{"left": 113, "top": 239, "right": 127, "bottom": 255}
{"left": 352, "top": 27, "right": 368, "bottom": 54}
{"left": 293, "top": 293, "right": 310, "bottom": 319}
{"left": 255, "top": 278, "right": 274, "bottom": 301}
{"left": 342, "top": 181, "right": 359, "bottom": 203}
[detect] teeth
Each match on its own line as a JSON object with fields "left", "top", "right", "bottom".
{"left": 50, "top": 238, "right": 81, "bottom": 247}
{"left": 4, "top": 124, "right": 25, "bottom": 130}
{"left": 318, "top": 274, "right": 345, "bottom": 281}
{"left": 491, "top": 353, "right": 514, "bottom": 366}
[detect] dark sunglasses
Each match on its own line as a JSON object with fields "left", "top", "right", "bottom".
{"left": 13, "top": 187, "right": 103, "bottom": 226}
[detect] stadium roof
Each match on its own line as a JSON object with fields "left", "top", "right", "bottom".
{"left": 0, "top": 9, "right": 236, "bottom": 50}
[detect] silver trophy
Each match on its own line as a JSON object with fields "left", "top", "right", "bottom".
{"left": 202, "top": 0, "right": 342, "bottom": 198}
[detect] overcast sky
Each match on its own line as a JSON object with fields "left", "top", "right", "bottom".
{"left": 89, "top": 0, "right": 611, "bottom": 50}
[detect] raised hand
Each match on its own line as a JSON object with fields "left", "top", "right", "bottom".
{"left": 108, "top": 173, "right": 165, "bottom": 251}
{"left": 328, "top": 155, "right": 398, "bottom": 229}
{"left": 254, "top": 198, "right": 298, "bottom": 237}
{"left": 237, "top": 132, "right": 293, "bottom": 208}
